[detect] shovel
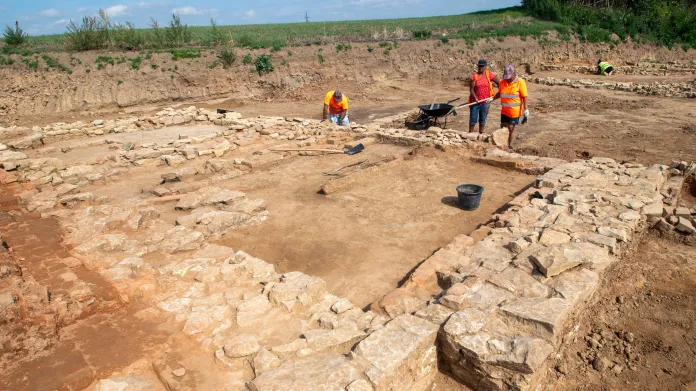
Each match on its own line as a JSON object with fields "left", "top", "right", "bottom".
{"left": 270, "top": 143, "right": 365, "bottom": 155}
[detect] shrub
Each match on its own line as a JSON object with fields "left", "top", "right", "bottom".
{"left": 254, "top": 54, "right": 274, "bottom": 75}
{"left": 217, "top": 48, "right": 236, "bottom": 68}
{"left": 41, "top": 54, "right": 72, "bottom": 74}
{"left": 440, "top": 36, "right": 449, "bottom": 44}
{"left": 151, "top": 64, "right": 158, "bottom": 69}
{"left": 128, "top": 56, "right": 143, "bottom": 70}
{"left": 1, "top": 47, "right": 35, "bottom": 56}
{"left": 3, "top": 21, "right": 29, "bottom": 46}
{"left": 412, "top": 30, "right": 432, "bottom": 40}
{"left": 367, "top": 46, "right": 374, "bottom": 52}
{"left": 204, "top": 18, "right": 225, "bottom": 46}
{"left": 65, "top": 16, "right": 108, "bottom": 51}
{"left": 117, "top": 80, "right": 123, "bottom": 85}
{"left": 0, "top": 56, "right": 14, "bottom": 66}
{"left": 208, "top": 60, "right": 218, "bottom": 69}
{"left": 318, "top": 54, "right": 325, "bottom": 63}
{"left": 281, "top": 59, "right": 288, "bottom": 66}
{"left": 270, "top": 40, "right": 285, "bottom": 52}
{"left": 378, "top": 41, "right": 390, "bottom": 47}
{"left": 22, "top": 57, "right": 39, "bottom": 71}
{"left": 242, "top": 53, "right": 252, "bottom": 65}
{"left": 113, "top": 22, "right": 144, "bottom": 50}
{"left": 95, "top": 55, "right": 115, "bottom": 66}
{"left": 170, "top": 49, "right": 200, "bottom": 60}
{"left": 166, "top": 14, "right": 192, "bottom": 48}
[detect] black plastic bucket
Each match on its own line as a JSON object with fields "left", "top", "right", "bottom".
{"left": 456, "top": 184, "right": 484, "bottom": 210}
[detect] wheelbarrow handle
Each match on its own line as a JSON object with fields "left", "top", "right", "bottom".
{"left": 446, "top": 97, "right": 461, "bottom": 105}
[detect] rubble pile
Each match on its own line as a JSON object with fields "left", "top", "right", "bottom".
{"left": 540, "top": 62, "right": 696, "bottom": 76}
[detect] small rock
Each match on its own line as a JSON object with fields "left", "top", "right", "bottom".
{"left": 612, "top": 364, "right": 624, "bottom": 375}
{"left": 675, "top": 217, "right": 696, "bottom": 234}
{"left": 667, "top": 216, "right": 679, "bottom": 225}
{"left": 330, "top": 298, "right": 354, "bottom": 314}
{"left": 172, "top": 368, "right": 186, "bottom": 377}
{"left": 624, "top": 332, "right": 635, "bottom": 343}
{"left": 93, "top": 120, "right": 105, "bottom": 126}
{"left": 153, "top": 187, "right": 172, "bottom": 197}
{"left": 674, "top": 207, "right": 691, "bottom": 218}
{"left": 616, "top": 296, "right": 624, "bottom": 304}
{"left": 593, "top": 356, "right": 611, "bottom": 372}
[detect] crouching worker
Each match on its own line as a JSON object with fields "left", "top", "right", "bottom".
{"left": 322, "top": 90, "right": 349, "bottom": 126}
{"left": 597, "top": 59, "right": 614, "bottom": 76}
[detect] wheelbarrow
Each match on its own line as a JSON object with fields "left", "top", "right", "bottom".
{"left": 406, "top": 97, "right": 490, "bottom": 130}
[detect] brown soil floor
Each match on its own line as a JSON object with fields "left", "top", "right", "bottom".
{"left": 215, "top": 145, "right": 532, "bottom": 308}
{"left": 551, "top": 234, "right": 696, "bottom": 391}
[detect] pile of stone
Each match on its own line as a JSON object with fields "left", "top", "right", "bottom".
{"left": 532, "top": 76, "right": 696, "bottom": 98}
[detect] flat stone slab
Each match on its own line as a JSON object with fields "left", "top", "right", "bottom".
{"left": 248, "top": 354, "right": 362, "bottom": 391}
{"left": 353, "top": 314, "right": 439, "bottom": 391}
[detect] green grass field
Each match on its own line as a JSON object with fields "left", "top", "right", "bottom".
{"left": 2, "top": 7, "right": 568, "bottom": 51}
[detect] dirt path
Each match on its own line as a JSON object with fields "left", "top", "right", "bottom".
{"left": 552, "top": 235, "right": 696, "bottom": 391}
{"left": 215, "top": 146, "right": 532, "bottom": 308}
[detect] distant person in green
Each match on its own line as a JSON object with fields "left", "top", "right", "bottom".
{"left": 597, "top": 59, "right": 614, "bottom": 76}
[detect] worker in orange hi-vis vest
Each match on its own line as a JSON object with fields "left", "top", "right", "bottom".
{"left": 321, "top": 90, "right": 349, "bottom": 126}
{"left": 492, "top": 64, "right": 528, "bottom": 150}
{"left": 468, "top": 59, "right": 500, "bottom": 135}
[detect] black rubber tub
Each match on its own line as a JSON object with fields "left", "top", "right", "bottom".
{"left": 456, "top": 184, "right": 484, "bottom": 210}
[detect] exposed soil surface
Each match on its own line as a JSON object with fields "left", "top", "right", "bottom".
{"left": 215, "top": 145, "right": 532, "bottom": 308}
{"left": 552, "top": 235, "right": 696, "bottom": 391}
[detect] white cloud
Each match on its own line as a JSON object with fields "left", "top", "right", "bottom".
{"left": 40, "top": 8, "right": 61, "bottom": 17}
{"left": 76, "top": 7, "right": 89, "bottom": 13}
{"left": 138, "top": 1, "right": 168, "bottom": 8}
{"left": 104, "top": 5, "right": 128, "bottom": 17}
{"left": 172, "top": 6, "right": 202, "bottom": 15}
{"left": 52, "top": 19, "right": 70, "bottom": 25}
{"left": 244, "top": 10, "right": 256, "bottom": 18}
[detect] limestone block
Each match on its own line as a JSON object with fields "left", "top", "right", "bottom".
{"left": 675, "top": 207, "right": 691, "bottom": 219}
{"left": 499, "top": 297, "right": 571, "bottom": 341}
{"left": 675, "top": 217, "right": 696, "bottom": 234}
{"left": 253, "top": 348, "right": 281, "bottom": 376}
{"left": 248, "top": 354, "right": 362, "bottom": 391}
{"left": 224, "top": 334, "right": 260, "bottom": 358}
{"left": 237, "top": 294, "right": 272, "bottom": 327}
{"left": 597, "top": 226, "right": 628, "bottom": 241}
{"left": 353, "top": 315, "right": 439, "bottom": 391}
{"left": 303, "top": 327, "right": 365, "bottom": 352}
{"left": 268, "top": 272, "right": 326, "bottom": 306}
{"left": 538, "top": 229, "right": 571, "bottom": 245}
{"left": 414, "top": 304, "right": 455, "bottom": 325}
{"left": 545, "top": 268, "right": 599, "bottom": 306}
{"left": 94, "top": 376, "right": 159, "bottom": 391}
{"left": 175, "top": 186, "right": 245, "bottom": 210}
{"left": 157, "top": 226, "right": 204, "bottom": 253}
{"left": 224, "top": 251, "right": 276, "bottom": 279}
{"left": 530, "top": 245, "right": 582, "bottom": 278}
{"left": 491, "top": 128, "right": 509, "bottom": 147}
{"left": 331, "top": 298, "right": 354, "bottom": 314}
{"left": 487, "top": 267, "right": 549, "bottom": 298}
{"left": 271, "top": 338, "right": 307, "bottom": 355}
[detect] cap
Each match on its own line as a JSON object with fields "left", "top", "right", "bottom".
{"left": 503, "top": 65, "right": 515, "bottom": 79}
{"left": 334, "top": 90, "right": 343, "bottom": 101}
{"left": 477, "top": 59, "right": 487, "bottom": 67}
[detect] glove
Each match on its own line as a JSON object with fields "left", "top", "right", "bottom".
{"left": 522, "top": 109, "right": 529, "bottom": 125}
{"left": 524, "top": 109, "right": 529, "bottom": 118}
{"left": 486, "top": 97, "right": 494, "bottom": 103}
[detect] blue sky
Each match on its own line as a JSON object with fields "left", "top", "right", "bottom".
{"left": 1, "top": 0, "right": 522, "bottom": 36}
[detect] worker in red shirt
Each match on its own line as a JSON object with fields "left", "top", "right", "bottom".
{"left": 468, "top": 59, "right": 500, "bottom": 134}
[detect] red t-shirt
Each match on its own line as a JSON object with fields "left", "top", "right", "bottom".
{"left": 471, "top": 71, "right": 496, "bottom": 100}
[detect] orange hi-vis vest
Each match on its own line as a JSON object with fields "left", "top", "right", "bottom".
{"left": 499, "top": 75, "right": 528, "bottom": 118}
{"left": 469, "top": 70, "right": 495, "bottom": 103}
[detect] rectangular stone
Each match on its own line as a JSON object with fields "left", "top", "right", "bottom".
{"left": 499, "top": 298, "right": 571, "bottom": 341}
{"left": 353, "top": 314, "right": 439, "bottom": 391}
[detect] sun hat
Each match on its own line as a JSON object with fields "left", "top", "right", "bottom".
{"left": 503, "top": 65, "right": 515, "bottom": 79}
{"left": 477, "top": 59, "right": 487, "bottom": 67}
{"left": 334, "top": 90, "right": 343, "bottom": 101}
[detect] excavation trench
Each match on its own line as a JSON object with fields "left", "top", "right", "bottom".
{"left": 205, "top": 144, "right": 533, "bottom": 308}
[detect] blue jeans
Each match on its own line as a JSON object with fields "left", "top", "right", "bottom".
{"left": 469, "top": 102, "right": 490, "bottom": 125}
{"left": 329, "top": 113, "right": 349, "bottom": 126}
